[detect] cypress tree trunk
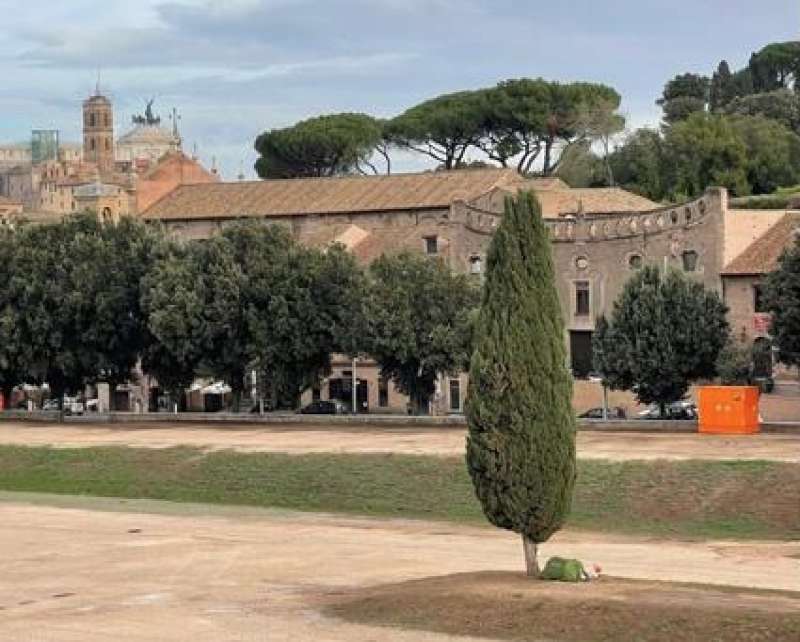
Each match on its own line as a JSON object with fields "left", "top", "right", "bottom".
{"left": 522, "top": 536, "right": 540, "bottom": 578}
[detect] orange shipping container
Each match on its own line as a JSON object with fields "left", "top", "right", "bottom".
{"left": 697, "top": 386, "right": 760, "bottom": 435}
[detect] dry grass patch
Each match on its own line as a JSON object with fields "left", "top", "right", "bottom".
{"left": 327, "top": 572, "right": 800, "bottom": 642}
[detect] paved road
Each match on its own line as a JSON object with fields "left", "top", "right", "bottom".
{"left": 0, "top": 421, "right": 799, "bottom": 461}
{"left": 1, "top": 496, "right": 799, "bottom": 641}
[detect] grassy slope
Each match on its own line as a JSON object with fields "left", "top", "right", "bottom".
{"left": 0, "top": 445, "right": 797, "bottom": 540}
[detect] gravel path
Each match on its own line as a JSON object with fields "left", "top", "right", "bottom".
{"left": 0, "top": 420, "right": 799, "bottom": 461}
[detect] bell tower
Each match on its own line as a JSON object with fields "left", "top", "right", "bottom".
{"left": 82, "top": 83, "right": 114, "bottom": 175}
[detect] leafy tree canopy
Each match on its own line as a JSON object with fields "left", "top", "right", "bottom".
{"left": 367, "top": 251, "right": 479, "bottom": 414}
{"left": 765, "top": 236, "right": 800, "bottom": 367}
{"left": 728, "top": 115, "right": 800, "bottom": 194}
{"left": 5, "top": 214, "right": 164, "bottom": 398}
{"left": 724, "top": 89, "right": 800, "bottom": 133}
{"left": 593, "top": 266, "right": 729, "bottom": 410}
{"left": 749, "top": 41, "right": 800, "bottom": 92}
{"left": 657, "top": 73, "right": 710, "bottom": 123}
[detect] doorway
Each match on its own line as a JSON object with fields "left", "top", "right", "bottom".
{"left": 569, "top": 331, "right": 594, "bottom": 379}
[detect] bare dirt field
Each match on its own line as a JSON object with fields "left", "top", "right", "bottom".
{"left": 330, "top": 572, "right": 800, "bottom": 641}
{"left": 1, "top": 496, "right": 799, "bottom": 641}
{"left": 0, "top": 420, "right": 799, "bottom": 461}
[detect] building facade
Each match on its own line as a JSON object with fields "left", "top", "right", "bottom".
{"left": 146, "top": 169, "right": 772, "bottom": 413}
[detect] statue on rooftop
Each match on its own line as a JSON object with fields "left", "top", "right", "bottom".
{"left": 132, "top": 98, "right": 161, "bottom": 126}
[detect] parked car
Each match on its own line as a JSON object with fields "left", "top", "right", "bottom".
{"left": 297, "top": 400, "right": 349, "bottom": 415}
{"left": 638, "top": 400, "right": 697, "bottom": 420}
{"left": 579, "top": 406, "right": 626, "bottom": 420}
{"left": 62, "top": 397, "right": 85, "bottom": 416}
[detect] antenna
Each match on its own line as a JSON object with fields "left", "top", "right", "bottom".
{"left": 95, "top": 68, "right": 101, "bottom": 96}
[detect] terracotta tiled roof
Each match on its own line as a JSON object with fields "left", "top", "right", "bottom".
{"left": 143, "top": 169, "right": 522, "bottom": 220}
{"left": 533, "top": 187, "right": 659, "bottom": 217}
{"left": 722, "top": 213, "right": 800, "bottom": 275}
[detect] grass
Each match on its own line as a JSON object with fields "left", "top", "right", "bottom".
{"left": 327, "top": 572, "right": 800, "bottom": 642}
{"left": 0, "top": 445, "right": 797, "bottom": 540}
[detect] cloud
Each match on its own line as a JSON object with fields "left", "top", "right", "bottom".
{"left": 2, "top": 0, "right": 799, "bottom": 178}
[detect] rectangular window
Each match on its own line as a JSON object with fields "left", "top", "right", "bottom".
{"left": 378, "top": 377, "right": 389, "bottom": 407}
{"left": 449, "top": 379, "right": 461, "bottom": 412}
{"left": 753, "top": 284, "right": 766, "bottom": 313}
{"left": 424, "top": 236, "right": 438, "bottom": 255}
{"left": 575, "top": 281, "right": 590, "bottom": 316}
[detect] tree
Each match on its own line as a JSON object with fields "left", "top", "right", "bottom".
{"left": 478, "top": 79, "right": 624, "bottom": 175}
{"left": 657, "top": 73, "right": 710, "bottom": 123}
{"left": 387, "top": 91, "right": 487, "bottom": 170}
{"left": 724, "top": 89, "right": 800, "bottom": 133}
{"left": 466, "top": 191, "right": 576, "bottom": 577}
{"left": 710, "top": 60, "right": 737, "bottom": 111}
{"left": 4, "top": 214, "right": 160, "bottom": 399}
{"left": 141, "top": 247, "right": 206, "bottom": 408}
{"left": 728, "top": 115, "right": 800, "bottom": 194}
{"left": 75, "top": 217, "right": 166, "bottom": 403}
{"left": 716, "top": 337, "right": 755, "bottom": 385}
{"left": 0, "top": 226, "right": 26, "bottom": 404}
{"left": 749, "top": 42, "right": 800, "bottom": 92}
{"left": 367, "top": 252, "right": 479, "bottom": 414}
{"left": 594, "top": 266, "right": 728, "bottom": 415}
{"left": 254, "top": 113, "right": 387, "bottom": 178}
{"left": 234, "top": 223, "right": 366, "bottom": 409}
{"left": 764, "top": 236, "right": 800, "bottom": 367}
{"left": 608, "top": 128, "right": 668, "bottom": 200}
{"left": 664, "top": 112, "right": 750, "bottom": 198}
{"left": 554, "top": 141, "right": 606, "bottom": 188}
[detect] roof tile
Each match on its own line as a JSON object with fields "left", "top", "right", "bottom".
{"left": 722, "top": 213, "right": 800, "bottom": 275}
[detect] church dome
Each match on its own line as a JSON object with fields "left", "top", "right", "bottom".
{"left": 117, "top": 124, "right": 179, "bottom": 146}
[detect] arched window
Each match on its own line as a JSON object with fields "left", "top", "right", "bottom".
{"left": 89, "top": 113, "right": 96, "bottom": 127}
{"left": 90, "top": 139, "right": 95, "bottom": 151}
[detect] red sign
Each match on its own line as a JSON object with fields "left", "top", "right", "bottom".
{"left": 753, "top": 313, "right": 771, "bottom": 334}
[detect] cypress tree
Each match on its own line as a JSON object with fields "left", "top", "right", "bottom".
{"left": 465, "top": 191, "right": 576, "bottom": 578}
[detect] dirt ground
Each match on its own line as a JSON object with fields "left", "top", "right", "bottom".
{"left": 1, "top": 496, "right": 799, "bottom": 641}
{"left": 0, "top": 420, "right": 799, "bottom": 461}
{"left": 329, "top": 572, "right": 800, "bottom": 641}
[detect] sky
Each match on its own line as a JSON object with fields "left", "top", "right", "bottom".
{"left": 0, "top": 0, "right": 797, "bottom": 179}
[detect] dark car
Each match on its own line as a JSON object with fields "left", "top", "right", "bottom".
{"left": 579, "top": 406, "right": 626, "bottom": 420}
{"left": 297, "top": 400, "right": 349, "bottom": 415}
{"left": 638, "top": 400, "right": 697, "bottom": 420}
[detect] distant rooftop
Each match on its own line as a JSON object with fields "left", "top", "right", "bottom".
{"left": 143, "top": 168, "right": 522, "bottom": 220}
{"left": 723, "top": 213, "right": 800, "bottom": 275}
